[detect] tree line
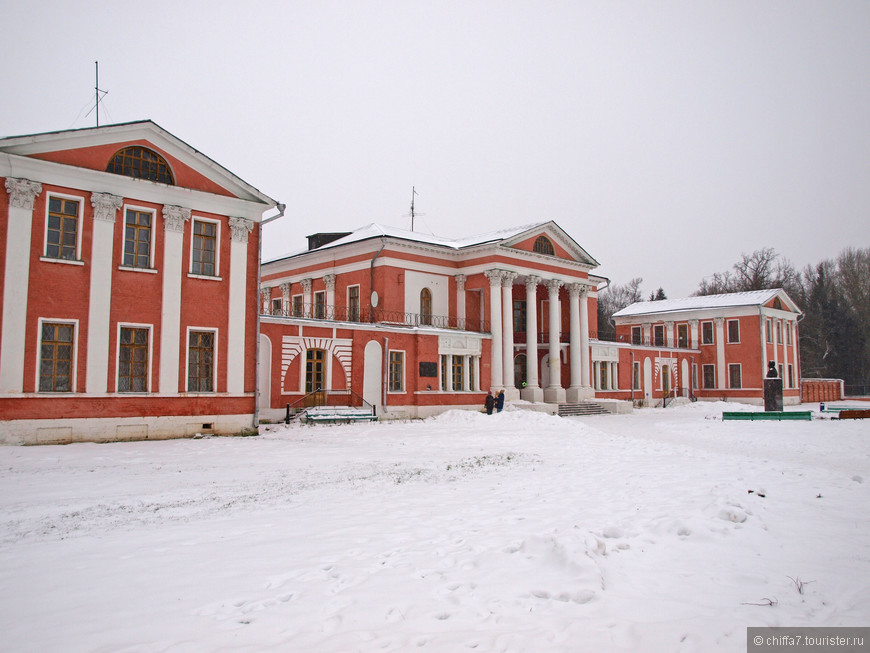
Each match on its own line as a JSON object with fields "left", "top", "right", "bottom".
{"left": 597, "top": 247, "right": 870, "bottom": 394}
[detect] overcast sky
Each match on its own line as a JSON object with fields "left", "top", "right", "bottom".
{"left": 2, "top": 1, "right": 868, "bottom": 297}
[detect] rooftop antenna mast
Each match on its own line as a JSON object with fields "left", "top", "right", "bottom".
{"left": 94, "top": 61, "right": 108, "bottom": 127}
{"left": 409, "top": 186, "right": 423, "bottom": 231}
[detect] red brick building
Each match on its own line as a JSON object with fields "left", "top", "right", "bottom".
{"left": 0, "top": 121, "right": 277, "bottom": 443}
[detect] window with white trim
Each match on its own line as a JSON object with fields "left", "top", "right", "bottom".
{"left": 701, "top": 321, "right": 714, "bottom": 345}
{"left": 728, "top": 364, "right": 742, "bottom": 389}
{"left": 39, "top": 321, "right": 75, "bottom": 392}
{"left": 191, "top": 218, "right": 219, "bottom": 277}
{"left": 187, "top": 329, "right": 216, "bottom": 392}
{"left": 123, "top": 208, "right": 155, "bottom": 269}
{"left": 702, "top": 364, "right": 716, "bottom": 389}
{"left": 45, "top": 195, "right": 81, "bottom": 261}
{"left": 348, "top": 285, "right": 360, "bottom": 322}
{"left": 727, "top": 319, "right": 740, "bottom": 343}
{"left": 118, "top": 326, "right": 150, "bottom": 392}
{"left": 389, "top": 351, "right": 405, "bottom": 392}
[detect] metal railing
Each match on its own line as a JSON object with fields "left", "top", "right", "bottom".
{"left": 283, "top": 388, "right": 375, "bottom": 417}
{"left": 263, "top": 304, "right": 491, "bottom": 333}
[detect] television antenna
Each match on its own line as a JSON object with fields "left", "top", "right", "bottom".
{"left": 94, "top": 61, "right": 108, "bottom": 127}
{"left": 408, "top": 186, "right": 426, "bottom": 231}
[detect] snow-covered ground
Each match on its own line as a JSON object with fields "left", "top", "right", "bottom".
{"left": 1, "top": 402, "right": 868, "bottom": 653}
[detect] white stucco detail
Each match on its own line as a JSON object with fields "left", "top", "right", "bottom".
{"left": 404, "top": 270, "right": 448, "bottom": 318}
{"left": 159, "top": 220, "right": 187, "bottom": 394}
{"left": 227, "top": 236, "right": 248, "bottom": 394}
{"left": 281, "top": 336, "right": 353, "bottom": 392}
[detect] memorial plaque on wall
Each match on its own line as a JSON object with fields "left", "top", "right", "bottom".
{"left": 419, "top": 362, "right": 438, "bottom": 378}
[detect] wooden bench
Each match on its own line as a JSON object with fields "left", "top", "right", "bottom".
{"left": 303, "top": 407, "right": 378, "bottom": 424}
{"left": 722, "top": 411, "right": 813, "bottom": 421}
{"left": 837, "top": 409, "right": 870, "bottom": 420}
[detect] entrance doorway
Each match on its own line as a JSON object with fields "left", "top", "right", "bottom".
{"left": 305, "top": 348, "right": 326, "bottom": 405}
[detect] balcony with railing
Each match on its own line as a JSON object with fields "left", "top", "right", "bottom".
{"left": 262, "top": 304, "right": 491, "bottom": 333}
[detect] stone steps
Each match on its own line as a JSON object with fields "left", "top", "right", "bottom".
{"left": 557, "top": 402, "right": 611, "bottom": 417}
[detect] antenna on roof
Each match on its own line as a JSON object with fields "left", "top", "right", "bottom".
{"left": 408, "top": 186, "right": 425, "bottom": 231}
{"left": 94, "top": 61, "right": 108, "bottom": 127}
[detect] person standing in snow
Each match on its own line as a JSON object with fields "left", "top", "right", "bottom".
{"left": 484, "top": 390, "right": 495, "bottom": 415}
{"left": 496, "top": 390, "right": 505, "bottom": 413}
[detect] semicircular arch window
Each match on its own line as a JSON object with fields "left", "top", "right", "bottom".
{"left": 106, "top": 146, "right": 175, "bottom": 185}
{"left": 533, "top": 236, "right": 555, "bottom": 256}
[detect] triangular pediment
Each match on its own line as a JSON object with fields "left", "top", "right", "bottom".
{"left": 0, "top": 120, "right": 273, "bottom": 205}
{"left": 500, "top": 221, "right": 599, "bottom": 268}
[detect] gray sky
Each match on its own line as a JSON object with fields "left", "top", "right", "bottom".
{"left": 2, "top": 0, "right": 868, "bottom": 298}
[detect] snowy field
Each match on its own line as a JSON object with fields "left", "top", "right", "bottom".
{"left": 1, "top": 402, "right": 868, "bottom": 653}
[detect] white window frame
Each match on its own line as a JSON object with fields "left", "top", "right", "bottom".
{"left": 185, "top": 326, "right": 219, "bottom": 393}
{"left": 313, "top": 290, "right": 326, "bottom": 319}
{"left": 292, "top": 294, "right": 304, "bottom": 317}
{"left": 633, "top": 361, "right": 641, "bottom": 390}
{"left": 347, "top": 284, "right": 361, "bottom": 321}
{"left": 35, "top": 317, "right": 79, "bottom": 393}
{"left": 692, "top": 363, "right": 699, "bottom": 390}
{"left": 188, "top": 216, "right": 222, "bottom": 280}
{"left": 701, "top": 321, "right": 714, "bottom": 345}
{"left": 728, "top": 363, "right": 742, "bottom": 389}
{"left": 41, "top": 192, "right": 85, "bottom": 265}
{"left": 631, "top": 326, "right": 641, "bottom": 345}
{"left": 388, "top": 349, "right": 406, "bottom": 394}
{"left": 702, "top": 363, "right": 716, "bottom": 389}
{"left": 115, "top": 322, "right": 153, "bottom": 393}
{"left": 119, "top": 204, "right": 158, "bottom": 272}
{"left": 726, "top": 319, "right": 740, "bottom": 344}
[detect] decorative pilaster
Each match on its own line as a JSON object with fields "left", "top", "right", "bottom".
{"left": 715, "top": 317, "right": 726, "bottom": 390}
{"left": 323, "top": 274, "right": 336, "bottom": 317}
{"left": 521, "top": 275, "right": 543, "bottom": 402}
{"left": 455, "top": 274, "right": 467, "bottom": 330}
{"left": 665, "top": 321, "right": 675, "bottom": 348}
{"left": 5, "top": 177, "right": 42, "bottom": 209}
{"left": 544, "top": 279, "right": 565, "bottom": 404}
{"left": 484, "top": 270, "right": 503, "bottom": 391}
{"left": 689, "top": 319, "right": 699, "bottom": 350}
{"left": 301, "top": 278, "right": 313, "bottom": 318}
{"left": 280, "top": 282, "right": 292, "bottom": 315}
{"left": 228, "top": 216, "right": 254, "bottom": 243}
{"left": 261, "top": 287, "right": 272, "bottom": 314}
{"left": 1, "top": 178, "right": 42, "bottom": 393}
{"left": 162, "top": 205, "right": 191, "bottom": 232}
{"left": 86, "top": 192, "right": 123, "bottom": 393}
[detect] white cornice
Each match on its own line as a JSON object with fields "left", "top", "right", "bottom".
{"left": 1, "top": 152, "right": 270, "bottom": 221}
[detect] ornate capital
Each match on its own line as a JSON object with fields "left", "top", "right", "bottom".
{"left": 525, "top": 275, "right": 540, "bottom": 292}
{"left": 5, "top": 177, "right": 42, "bottom": 209}
{"left": 323, "top": 274, "right": 336, "bottom": 291}
{"left": 300, "top": 278, "right": 313, "bottom": 292}
{"left": 546, "top": 278, "right": 563, "bottom": 295}
{"left": 260, "top": 287, "right": 271, "bottom": 305}
{"left": 90, "top": 192, "right": 123, "bottom": 223}
{"left": 454, "top": 274, "right": 466, "bottom": 291}
{"left": 689, "top": 319, "right": 699, "bottom": 327}
{"left": 714, "top": 317, "right": 725, "bottom": 327}
{"left": 162, "top": 205, "right": 191, "bottom": 232}
{"left": 567, "top": 282, "right": 585, "bottom": 298}
{"left": 500, "top": 271, "right": 518, "bottom": 287}
{"left": 229, "top": 216, "right": 254, "bottom": 243}
{"left": 665, "top": 321, "right": 675, "bottom": 328}
{"left": 280, "top": 282, "right": 292, "bottom": 299}
{"left": 484, "top": 270, "right": 503, "bottom": 286}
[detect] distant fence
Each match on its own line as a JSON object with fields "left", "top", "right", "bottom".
{"left": 801, "top": 378, "right": 844, "bottom": 403}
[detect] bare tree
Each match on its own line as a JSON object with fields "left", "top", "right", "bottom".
{"left": 597, "top": 277, "right": 643, "bottom": 340}
{"left": 695, "top": 248, "right": 799, "bottom": 297}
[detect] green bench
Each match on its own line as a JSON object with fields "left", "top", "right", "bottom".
{"left": 722, "top": 411, "right": 813, "bottom": 421}
{"left": 303, "top": 407, "right": 378, "bottom": 424}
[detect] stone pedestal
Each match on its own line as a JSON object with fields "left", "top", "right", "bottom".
{"left": 764, "top": 361, "right": 783, "bottom": 412}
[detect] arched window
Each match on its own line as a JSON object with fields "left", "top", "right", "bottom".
{"left": 420, "top": 288, "right": 433, "bottom": 325}
{"left": 533, "top": 236, "right": 554, "bottom": 256}
{"left": 106, "top": 146, "right": 175, "bottom": 184}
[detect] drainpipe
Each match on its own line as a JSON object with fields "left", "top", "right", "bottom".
{"left": 370, "top": 236, "right": 386, "bottom": 322}
{"left": 253, "top": 202, "right": 286, "bottom": 430}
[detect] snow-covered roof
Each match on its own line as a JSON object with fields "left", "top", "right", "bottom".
{"left": 612, "top": 289, "right": 797, "bottom": 318}
{"left": 266, "top": 221, "right": 554, "bottom": 262}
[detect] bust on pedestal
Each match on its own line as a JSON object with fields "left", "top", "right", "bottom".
{"left": 763, "top": 361, "right": 783, "bottom": 412}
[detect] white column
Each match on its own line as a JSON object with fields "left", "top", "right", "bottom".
{"left": 566, "top": 283, "right": 583, "bottom": 402}
{"left": 301, "top": 278, "right": 313, "bottom": 318}
{"left": 544, "top": 279, "right": 565, "bottom": 403}
{"left": 159, "top": 205, "right": 191, "bottom": 394}
{"left": 665, "top": 321, "right": 675, "bottom": 348}
{"left": 324, "top": 274, "right": 336, "bottom": 318}
{"left": 715, "top": 317, "right": 726, "bottom": 391}
{"left": 579, "top": 286, "right": 591, "bottom": 391}
{"left": 642, "top": 323, "right": 651, "bottom": 346}
{"left": 227, "top": 217, "right": 253, "bottom": 395}
{"left": 455, "top": 274, "right": 466, "bottom": 329}
{"left": 521, "top": 275, "right": 543, "bottom": 402}
{"left": 1, "top": 178, "right": 41, "bottom": 393}
{"left": 689, "top": 320, "right": 699, "bottom": 349}
{"left": 86, "top": 192, "right": 123, "bottom": 393}
{"left": 484, "top": 270, "right": 503, "bottom": 391}
{"left": 611, "top": 362, "right": 619, "bottom": 390}
{"left": 501, "top": 271, "right": 518, "bottom": 398}
{"left": 280, "top": 282, "right": 291, "bottom": 315}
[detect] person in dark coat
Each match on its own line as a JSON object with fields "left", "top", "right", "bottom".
{"left": 484, "top": 390, "right": 495, "bottom": 415}
{"left": 496, "top": 390, "right": 505, "bottom": 413}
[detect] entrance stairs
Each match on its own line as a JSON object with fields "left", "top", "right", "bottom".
{"left": 558, "top": 401, "right": 611, "bottom": 417}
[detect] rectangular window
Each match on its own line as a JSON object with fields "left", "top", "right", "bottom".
{"left": 599, "top": 363, "right": 608, "bottom": 390}
{"left": 701, "top": 321, "right": 714, "bottom": 345}
{"left": 778, "top": 363, "right": 784, "bottom": 381}
{"left": 440, "top": 354, "right": 449, "bottom": 391}
{"left": 788, "top": 364, "right": 794, "bottom": 387}
{"left": 766, "top": 319, "right": 772, "bottom": 343}
{"left": 727, "top": 319, "right": 740, "bottom": 343}
{"left": 633, "top": 361, "right": 641, "bottom": 390}
{"left": 187, "top": 330, "right": 215, "bottom": 392}
{"left": 776, "top": 321, "right": 783, "bottom": 344}
{"left": 631, "top": 326, "right": 642, "bottom": 345}
{"left": 728, "top": 364, "right": 742, "bottom": 389}
{"left": 653, "top": 325, "right": 665, "bottom": 347}
{"left": 389, "top": 351, "right": 404, "bottom": 392}
{"left": 348, "top": 285, "right": 360, "bottom": 322}
{"left": 786, "top": 322, "right": 793, "bottom": 345}
{"left": 702, "top": 364, "right": 716, "bottom": 389}
{"left": 292, "top": 295, "right": 303, "bottom": 317}
{"left": 39, "top": 322, "right": 74, "bottom": 392}
{"left": 118, "top": 327, "right": 149, "bottom": 392}
{"left": 452, "top": 355, "right": 464, "bottom": 391}
{"left": 123, "top": 209, "right": 153, "bottom": 268}
{"left": 271, "top": 299, "right": 282, "bottom": 315}
{"left": 314, "top": 291, "right": 326, "bottom": 319}
{"left": 46, "top": 196, "right": 80, "bottom": 260}
{"left": 692, "top": 364, "right": 699, "bottom": 390}
{"left": 677, "top": 324, "right": 689, "bottom": 348}
{"left": 513, "top": 300, "right": 526, "bottom": 334}
{"left": 192, "top": 219, "right": 217, "bottom": 276}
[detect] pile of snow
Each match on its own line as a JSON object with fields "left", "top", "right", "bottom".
{"left": 1, "top": 403, "right": 867, "bottom": 652}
